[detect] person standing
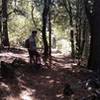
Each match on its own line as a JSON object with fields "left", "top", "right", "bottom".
{"left": 25, "top": 30, "right": 40, "bottom": 64}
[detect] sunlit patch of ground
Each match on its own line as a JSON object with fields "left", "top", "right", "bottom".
{"left": 0, "top": 48, "right": 91, "bottom": 100}
{"left": 19, "top": 88, "right": 37, "bottom": 100}
{"left": 0, "top": 52, "right": 29, "bottom": 63}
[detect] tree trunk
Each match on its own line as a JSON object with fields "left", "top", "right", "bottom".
{"left": 69, "top": 9, "right": 75, "bottom": 58}
{"left": 80, "top": 20, "right": 86, "bottom": 57}
{"left": 70, "top": 29, "right": 75, "bottom": 58}
{"left": 42, "top": 0, "right": 49, "bottom": 61}
{"left": 63, "top": 0, "right": 75, "bottom": 58}
{"left": 48, "top": 2, "right": 52, "bottom": 66}
{"left": 69, "top": 3, "right": 75, "bottom": 58}
{"left": 0, "top": 10, "right": 1, "bottom": 32}
{"left": 2, "top": 0, "right": 10, "bottom": 47}
{"left": 86, "top": 0, "right": 100, "bottom": 72}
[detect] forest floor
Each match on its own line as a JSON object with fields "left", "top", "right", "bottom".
{"left": 0, "top": 47, "right": 94, "bottom": 100}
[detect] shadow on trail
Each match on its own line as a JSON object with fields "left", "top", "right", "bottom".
{"left": 0, "top": 62, "right": 92, "bottom": 100}
{"left": 0, "top": 47, "right": 26, "bottom": 54}
{"left": 0, "top": 48, "right": 93, "bottom": 100}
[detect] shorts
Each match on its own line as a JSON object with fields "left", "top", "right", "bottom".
{"left": 28, "top": 49, "right": 40, "bottom": 58}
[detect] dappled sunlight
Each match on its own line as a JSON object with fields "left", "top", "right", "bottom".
{"left": 51, "top": 54, "right": 78, "bottom": 71}
{"left": 20, "top": 89, "right": 37, "bottom": 100}
{"left": 63, "top": 64, "right": 72, "bottom": 69}
{"left": 56, "top": 94, "right": 64, "bottom": 99}
{"left": 56, "top": 39, "right": 71, "bottom": 55}
{"left": 45, "top": 76, "right": 51, "bottom": 79}
{"left": 0, "top": 48, "right": 29, "bottom": 63}
{"left": 0, "top": 81, "right": 20, "bottom": 100}
{"left": 0, "top": 48, "right": 92, "bottom": 100}
{"left": 0, "top": 82, "right": 9, "bottom": 89}
{"left": 5, "top": 96, "right": 20, "bottom": 100}
{"left": 0, "top": 0, "right": 98, "bottom": 99}
{"left": 48, "top": 80, "right": 55, "bottom": 84}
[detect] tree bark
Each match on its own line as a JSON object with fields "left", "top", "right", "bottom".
{"left": 2, "top": 0, "right": 10, "bottom": 47}
{"left": 48, "top": 1, "right": 52, "bottom": 66}
{"left": 42, "top": 0, "right": 49, "bottom": 61}
{"left": 63, "top": 0, "right": 75, "bottom": 58}
{"left": 0, "top": 10, "right": 1, "bottom": 31}
{"left": 86, "top": 0, "right": 100, "bottom": 72}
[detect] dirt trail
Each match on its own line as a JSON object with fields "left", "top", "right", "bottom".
{"left": 0, "top": 48, "right": 90, "bottom": 100}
